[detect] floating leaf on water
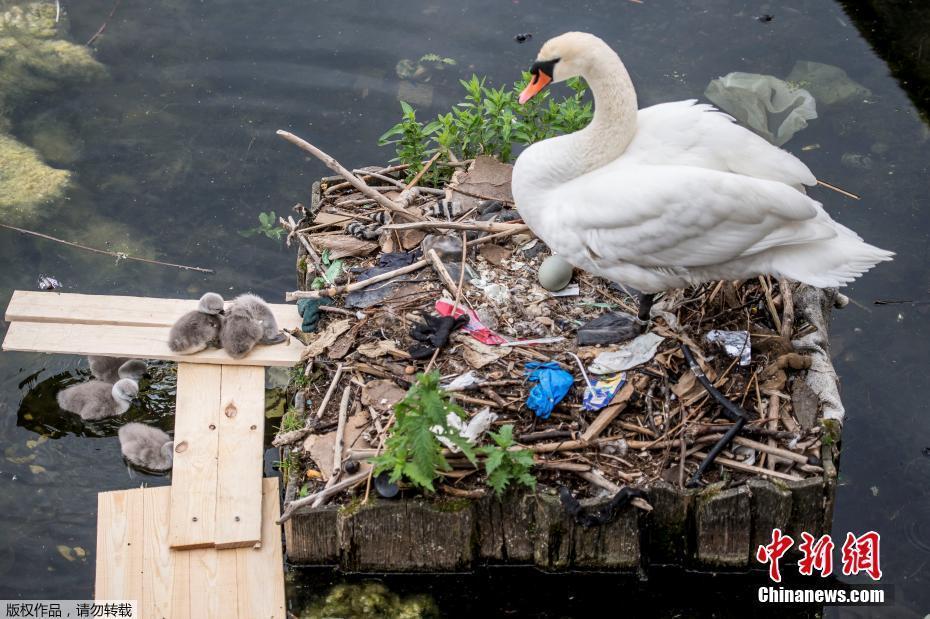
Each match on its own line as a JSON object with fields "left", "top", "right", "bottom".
{"left": 7, "top": 454, "right": 36, "bottom": 464}
{"left": 29, "top": 464, "right": 46, "bottom": 475}
{"left": 56, "top": 545, "right": 75, "bottom": 562}
{"left": 73, "top": 546, "right": 86, "bottom": 559}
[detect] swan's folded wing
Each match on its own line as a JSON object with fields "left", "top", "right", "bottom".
{"left": 550, "top": 164, "right": 833, "bottom": 269}
{"left": 627, "top": 100, "right": 816, "bottom": 188}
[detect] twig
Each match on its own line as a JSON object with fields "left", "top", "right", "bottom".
{"left": 314, "top": 363, "right": 344, "bottom": 419}
{"left": 0, "top": 223, "right": 214, "bottom": 273}
{"left": 689, "top": 450, "right": 802, "bottom": 482}
{"left": 576, "top": 470, "right": 653, "bottom": 511}
{"left": 450, "top": 231, "right": 468, "bottom": 314}
{"left": 817, "top": 179, "right": 860, "bottom": 200}
{"left": 86, "top": 0, "right": 122, "bottom": 46}
{"left": 779, "top": 278, "right": 794, "bottom": 339}
{"left": 352, "top": 170, "right": 404, "bottom": 188}
{"left": 382, "top": 221, "right": 525, "bottom": 234}
{"left": 55, "top": 0, "right": 60, "bottom": 23}
{"left": 449, "top": 186, "right": 515, "bottom": 206}
{"left": 426, "top": 249, "right": 459, "bottom": 295}
{"left": 758, "top": 276, "right": 783, "bottom": 334}
{"left": 312, "top": 385, "right": 352, "bottom": 508}
{"left": 277, "top": 469, "right": 369, "bottom": 523}
{"left": 404, "top": 151, "right": 442, "bottom": 191}
{"left": 276, "top": 130, "right": 422, "bottom": 221}
{"left": 287, "top": 259, "right": 428, "bottom": 301}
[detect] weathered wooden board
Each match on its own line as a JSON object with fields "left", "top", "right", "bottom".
{"left": 214, "top": 365, "right": 266, "bottom": 549}
{"left": 95, "top": 488, "right": 145, "bottom": 603}
{"left": 2, "top": 321, "right": 302, "bottom": 366}
{"left": 170, "top": 364, "right": 222, "bottom": 549}
{"left": 5, "top": 290, "right": 300, "bottom": 331}
{"left": 95, "top": 479, "right": 284, "bottom": 619}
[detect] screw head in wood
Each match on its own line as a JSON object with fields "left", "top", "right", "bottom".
{"left": 192, "top": 516, "right": 198, "bottom": 522}
{"left": 235, "top": 516, "right": 240, "bottom": 522}
{"left": 209, "top": 423, "right": 216, "bottom": 430}
{"left": 250, "top": 424, "right": 257, "bottom": 430}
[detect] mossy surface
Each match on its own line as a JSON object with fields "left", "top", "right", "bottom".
{"left": 0, "top": 0, "right": 106, "bottom": 222}
{"left": 300, "top": 581, "right": 438, "bottom": 619}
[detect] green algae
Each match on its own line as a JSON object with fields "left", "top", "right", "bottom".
{"left": 0, "top": 0, "right": 106, "bottom": 223}
{"left": 301, "top": 581, "right": 439, "bottom": 619}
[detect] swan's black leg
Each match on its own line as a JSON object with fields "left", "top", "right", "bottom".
{"left": 638, "top": 293, "right": 656, "bottom": 323}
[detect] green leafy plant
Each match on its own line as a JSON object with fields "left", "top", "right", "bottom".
{"left": 478, "top": 425, "right": 536, "bottom": 497}
{"left": 275, "top": 451, "right": 299, "bottom": 480}
{"left": 278, "top": 407, "right": 304, "bottom": 433}
{"left": 310, "top": 248, "right": 343, "bottom": 290}
{"left": 379, "top": 73, "right": 593, "bottom": 183}
{"left": 240, "top": 210, "right": 284, "bottom": 240}
{"left": 372, "top": 372, "right": 477, "bottom": 492}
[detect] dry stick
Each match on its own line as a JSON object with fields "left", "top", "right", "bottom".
{"left": 690, "top": 450, "right": 802, "bottom": 482}
{"left": 426, "top": 249, "right": 459, "bottom": 295}
{"left": 352, "top": 170, "right": 404, "bottom": 188}
{"left": 312, "top": 385, "right": 352, "bottom": 508}
{"left": 0, "top": 223, "right": 214, "bottom": 274}
{"left": 285, "top": 224, "right": 529, "bottom": 301}
{"left": 281, "top": 217, "right": 324, "bottom": 275}
{"left": 765, "top": 395, "right": 779, "bottom": 471}
{"left": 404, "top": 151, "right": 442, "bottom": 191}
{"left": 314, "top": 363, "right": 344, "bottom": 419}
{"left": 779, "top": 278, "right": 795, "bottom": 339}
{"left": 276, "top": 130, "right": 423, "bottom": 221}
{"left": 86, "top": 0, "right": 122, "bottom": 46}
{"left": 449, "top": 186, "right": 515, "bottom": 205}
{"left": 816, "top": 179, "right": 860, "bottom": 200}
{"left": 383, "top": 220, "right": 525, "bottom": 234}
{"left": 758, "top": 276, "right": 783, "bottom": 334}
{"left": 278, "top": 469, "right": 370, "bottom": 523}
{"left": 733, "top": 435, "right": 822, "bottom": 471}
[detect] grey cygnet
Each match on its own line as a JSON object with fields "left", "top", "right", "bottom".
{"left": 56, "top": 378, "right": 138, "bottom": 420}
{"left": 232, "top": 293, "right": 287, "bottom": 344}
{"left": 118, "top": 422, "right": 173, "bottom": 471}
{"left": 219, "top": 304, "right": 265, "bottom": 359}
{"left": 168, "top": 292, "right": 225, "bottom": 354}
{"left": 87, "top": 356, "right": 147, "bottom": 383}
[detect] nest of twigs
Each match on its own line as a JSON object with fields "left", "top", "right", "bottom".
{"left": 271, "top": 144, "right": 834, "bottom": 518}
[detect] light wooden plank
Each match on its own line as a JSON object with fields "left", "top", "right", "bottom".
{"left": 95, "top": 488, "right": 145, "bottom": 604}
{"left": 142, "top": 486, "right": 177, "bottom": 619}
{"left": 236, "top": 478, "right": 286, "bottom": 619}
{"left": 169, "top": 364, "right": 222, "bottom": 549}
{"left": 170, "top": 545, "right": 192, "bottom": 619}
{"left": 2, "top": 321, "right": 302, "bottom": 366}
{"left": 189, "top": 547, "right": 239, "bottom": 619}
{"left": 214, "top": 365, "right": 266, "bottom": 549}
{"left": 5, "top": 290, "right": 300, "bottom": 331}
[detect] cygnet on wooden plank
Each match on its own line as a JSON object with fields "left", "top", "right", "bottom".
{"left": 168, "top": 292, "right": 224, "bottom": 354}
{"left": 220, "top": 293, "right": 287, "bottom": 359}
{"left": 118, "top": 422, "right": 173, "bottom": 472}
{"left": 232, "top": 293, "right": 287, "bottom": 344}
{"left": 56, "top": 378, "right": 138, "bottom": 420}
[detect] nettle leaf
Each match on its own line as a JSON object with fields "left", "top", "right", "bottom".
{"left": 483, "top": 449, "right": 504, "bottom": 476}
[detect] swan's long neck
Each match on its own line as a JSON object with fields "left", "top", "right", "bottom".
{"left": 517, "top": 46, "right": 638, "bottom": 190}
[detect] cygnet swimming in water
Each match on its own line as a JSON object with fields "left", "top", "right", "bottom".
{"left": 118, "top": 422, "right": 173, "bottom": 472}
{"left": 87, "top": 356, "right": 147, "bottom": 383}
{"left": 232, "top": 293, "right": 287, "bottom": 344}
{"left": 56, "top": 378, "right": 138, "bottom": 420}
{"left": 168, "top": 292, "right": 224, "bottom": 354}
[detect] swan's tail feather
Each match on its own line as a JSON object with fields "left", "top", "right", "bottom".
{"left": 772, "top": 237, "right": 894, "bottom": 288}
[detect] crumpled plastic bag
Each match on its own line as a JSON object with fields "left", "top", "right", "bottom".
{"left": 582, "top": 372, "right": 627, "bottom": 412}
{"left": 525, "top": 361, "right": 573, "bottom": 419}
{"left": 705, "top": 72, "right": 817, "bottom": 145}
{"left": 786, "top": 61, "right": 870, "bottom": 106}
{"left": 705, "top": 329, "right": 751, "bottom": 366}
{"left": 589, "top": 333, "right": 665, "bottom": 374}
{"left": 431, "top": 407, "right": 497, "bottom": 452}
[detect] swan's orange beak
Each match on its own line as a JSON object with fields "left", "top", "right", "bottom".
{"left": 519, "top": 70, "right": 552, "bottom": 104}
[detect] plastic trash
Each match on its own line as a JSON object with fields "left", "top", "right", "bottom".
{"left": 589, "top": 333, "right": 665, "bottom": 374}
{"left": 786, "top": 61, "right": 870, "bottom": 105}
{"left": 576, "top": 311, "right": 640, "bottom": 346}
{"left": 407, "top": 313, "right": 469, "bottom": 360}
{"left": 705, "top": 329, "right": 751, "bottom": 366}
{"left": 37, "top": 274, "right": 61, "bottom": 291}
{"left": 705, "top": 72, "right": 817, "bottom": 145}
{"left": 444, "top": 371, "right": 481, "bottom": 392}
{"left": 431, "top": 407, "right": 497, "bottom": 453}
{"left": 583, "top": 372, "right": 627, "bottom": 412}
{"left": 525, "top": 361, "right": 573, "bottom": 419}
{"left": 374, "top": 472, "right": 400, "bottom": 498}
{"left": 435, "top": 300, "right": 507, "bottom": 345}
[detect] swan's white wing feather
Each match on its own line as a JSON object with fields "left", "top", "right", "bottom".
{"left": 625, "top": 100, "right": 817, "bottom": 188}
{"left": 544, "top": 164, "right": 830, "bottom": 269}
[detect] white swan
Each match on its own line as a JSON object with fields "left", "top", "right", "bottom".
{"left": 512, "top": 32, "right": 892, "bottom": 318}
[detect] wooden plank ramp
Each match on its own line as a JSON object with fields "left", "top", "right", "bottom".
{"left": 5, "top": 290, "right": 301, "bottom": 331}
{"left": 96, "top": 477, "right": 285, "bottom": 619}
{"left": 2, "top": 321, "right": 303, "bottom": 366}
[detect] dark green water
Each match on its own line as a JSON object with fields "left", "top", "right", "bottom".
{"left": 1, "top": 0, "right": 928, "bottom": 616}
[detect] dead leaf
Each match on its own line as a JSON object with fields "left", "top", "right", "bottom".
{"left": 302, "top": 413, "right": 370, "bottom": 481}
{"left": 327, "top": 319, "right": 367, "bottom": 360}
{"left": 311, "top": 211, "right": 353, "bottom": 227}
{"left": 357, "top": 340, "right": 409, "bottom": 359}
{"left": 457, "top": 335, "right": 507, "bottom": 369}
{"left": 310, "top": 235, "right": 378, "bottom": 260}
{"left": 449, "top": 156, "right": 514, "bottom": 210}
{"left": 479, "top": 244, "right": 511, "bottom": 266}
{"left": 401, "top": 228, "right": 426, "bottom": 250}
{"left": 302, "top": 319, "right": 352, "bottom": 359}
{"left": 360, "top": 379, "right": 407, "bottom": 411}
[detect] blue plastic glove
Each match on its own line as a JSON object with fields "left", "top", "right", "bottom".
{"left": 525, "top": 361, "right": 573, "bottom": 419}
